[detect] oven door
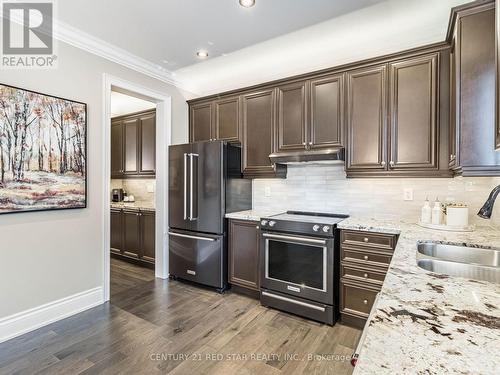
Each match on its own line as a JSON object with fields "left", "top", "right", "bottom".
{"left": 260, "top": 231, "right": 334, "bottom": 305}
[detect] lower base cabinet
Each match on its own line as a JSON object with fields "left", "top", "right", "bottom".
{"left": 228, "top": 219, "right": 260, "bottom": 295}
{"left": 110, "top": 208, "right": 155, "bottom": 268}
{"left": 340, "top": 229, "right": 398, "bottom": 328}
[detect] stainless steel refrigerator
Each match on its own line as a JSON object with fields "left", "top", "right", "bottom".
{"left": 168, "top": 141, "right": 252, "bottom": 291}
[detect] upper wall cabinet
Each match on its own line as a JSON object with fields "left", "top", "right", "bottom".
{"left": 346, "top": 50, "right": 449, "bottom": 177}
{"left": 111, "top": 109, "right": 156, "bottom": 179}
{"left": 214, "top": 96, "right": 241, "bottom": 143}
{"left": 190, "top": 102, "right": 213, "bottom": 142}
{"left": 449, "top": 3, "right": 500, "bottom": 176}
{"left": 273, "top": 75, "right": 345, "bottom": 156}
{"left": 241, "top": 89, "right": 286, "bottom": 178}
{"left": 189, "top": 97, "right": 241, "bottom": 143}
{"left": 309, "top": 74, "right": 344, "bottom": 149}
{"left": 346, "top": 64, "right": 388, "bottom": 172}
{"left": 276, "top": 81, "right": 307, "bottom": 152}
{"left": 389, "top": 53, "right": 438, "bottom": 171}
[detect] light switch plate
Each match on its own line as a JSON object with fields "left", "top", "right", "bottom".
{"left": 404, "top": 188, "right": 414, "bottom": 201}
{"left": 264, "top": 186, "right": 271, "bottom": 197}
{"left": 147, "top": 183, "right": 155, "bottom": 193}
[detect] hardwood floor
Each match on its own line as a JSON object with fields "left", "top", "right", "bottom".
{"left": 0, "top": 259, "right": 361, "bottom": 375}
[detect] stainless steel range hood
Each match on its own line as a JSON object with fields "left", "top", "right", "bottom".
{"left": 269, "top": 147, "right": 345, "bottom": 164}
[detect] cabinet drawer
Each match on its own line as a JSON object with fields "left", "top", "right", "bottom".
{"left": 341, "top": 282, "right": 379, "bottom": 317}
{"left": 341, "top": 230, "right": 396, "bottom": 251}
{"left": 341, "top": 247, "right": 392, "bottom": 268}
{"left": 341, "top": 264, "right": 387, "bottom": 285}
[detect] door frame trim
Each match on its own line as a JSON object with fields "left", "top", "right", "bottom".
{"left": 102, "top": 73, "right": 172, "bottom": 302}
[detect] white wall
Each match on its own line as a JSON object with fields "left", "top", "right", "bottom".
{"left": 0, "top": 41, "right": 188, "bottom": 319}
{"left": 253, "top": 165, "right": 500, "bottom": 227}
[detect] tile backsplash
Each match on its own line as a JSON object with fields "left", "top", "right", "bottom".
{"left": 253, "top": 164, "right": 500, "bottom": 226}
{"left": 111, "top": 179, "right": 156, "bottom": 207}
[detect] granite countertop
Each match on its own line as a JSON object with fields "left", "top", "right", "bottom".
{"left": 225, "top": 209, "right": 283, "bottom": 221}
{"left": 110, "top": 201, "right": 155, "bottom": 211}
{"left": 339, "top": 218, "right": 500, "bottom": 375}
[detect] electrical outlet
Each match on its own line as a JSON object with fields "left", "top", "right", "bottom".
{"left": 147, "top": 183, "right": 155, "bottom": 193}
{"left": 264, "top": 186, "right": 271, "bottom": 197}
{"left": 404, "top": 188, "right": 414, "bottom": 201}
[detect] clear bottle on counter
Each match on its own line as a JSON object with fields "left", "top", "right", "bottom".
{"left": 431, "top": 198, "right": 442, "bottom": 225}
{"left": 421, "top": 198, "right": 432, "bottom": 224}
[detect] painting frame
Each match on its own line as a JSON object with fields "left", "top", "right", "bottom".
{"left": 0, "top": 82, "right": 87, "bottom": 215}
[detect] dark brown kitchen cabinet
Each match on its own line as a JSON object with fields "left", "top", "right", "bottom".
{"left": 346, "top": 64, "right": 388, "bottom": 173}
{"left": 110, "top": 208, "right": 123, "bottom": 254}
{"left": 111, "top": 109, "right": 156, "bottom": 179}
{"left": 241, "top": 89, "right": 286, "bottom": 178}
{"left": 309, "top": 74, "right": 345, "bottom": 149}
{"left": 190, "top": 102, "right": 213, "bottom": 142}
{"left": 228, "top": 219, "right": 260, "bottom": 293}
{"left": 111, "top": 120, "right": 124, "bottom": 178}
{"left": 189, "top": 97, "right": 241, "bottom": 143}
{"left": 497, "top": 0, "right": 500, "bottom": 150}
{"left": 276, "top": 81, "right": 307, "bottom": 152}
{"left": 141, "top": 210, "right": 156, "bottom": 263}
{"left": 123, "top": 118, "right": 139, "bottom": 175}
{"left": 123, "top": 209, "right": 141, "bottom": 258}
{"left": 214, "top": 96, "right": 241, "bottom": 143}
{"left": 110, "top": 208, "right": 155, "bottom": 268}
{"left": 139, "top": 112, "right": 156, "bottom": 175}
{"left": 449, "top": 2, "right": 500, "bottom": 176}
{"left": 388, "top": 53, "right": 438, "bottom": 171}
{"left": 340, "top": 230, "right": 398, "bottom": 328}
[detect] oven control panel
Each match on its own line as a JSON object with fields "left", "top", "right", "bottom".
{"left": 260, "top": 220, "right": 335, "bottom": 237}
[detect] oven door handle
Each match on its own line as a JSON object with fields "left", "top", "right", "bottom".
{"left": 262, "top": 233, "right": 326, "bottom": 245}
{"left": 261, "top": 291, "right": 326, "bottom": 312}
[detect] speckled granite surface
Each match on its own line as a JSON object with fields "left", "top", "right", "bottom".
{"left": 225, "top": 210, "right": 283, "bottom": 222}
{"left": 339, "top": 218, "right": 500, "bottom": 375}
{"left": 110, "top": 201, "right": 155, "bottom": 211}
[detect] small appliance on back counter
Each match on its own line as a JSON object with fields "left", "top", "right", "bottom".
{"left": 112, "top": 188, "right": 124, "bottom": 202}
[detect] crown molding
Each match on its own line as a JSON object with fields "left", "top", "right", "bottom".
{"left": 1, "top": 8, "right": 191, "bottom": 91}
{"left": 53, "top": 20, "right": 183, "bottom": 88}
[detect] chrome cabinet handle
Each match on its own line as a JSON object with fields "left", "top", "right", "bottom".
{"left": 363, "top": 273, "right": 369, "bottom": 278}
{"left": 363, "top": 255, "right": 369, "bottom": 260}
{"left": 363, "top": 237, "right": 369, "bottom": 243}
{"left": 183, "top": 153, "right": 188, "bottom": 220}
{"left": 381, "top": 161, "right": 386, "bottom": 167}
{"left": 363, "top": 299, "right": 368, "bottom": 305}
{"left": 389, "top": 161, "right": 395, "bottom": 168}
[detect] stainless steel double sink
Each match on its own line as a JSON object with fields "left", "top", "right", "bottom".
{"left": 417, "top": 242, "right": 500, "bottom": 284}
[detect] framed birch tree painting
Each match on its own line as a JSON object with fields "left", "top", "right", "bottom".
{"left": 0, "top": 83, "right": 87, "bottom": 214}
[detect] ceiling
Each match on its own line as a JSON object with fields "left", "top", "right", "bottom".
{"left": 57, "top": 0, "right": 386, "bottom": 70}
{"left": 57, "top": 0, "right": 470, "bottom": 97}
{"left": 110, "top": 91, "right": 155, "bottom": 118}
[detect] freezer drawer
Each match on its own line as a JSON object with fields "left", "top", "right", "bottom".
{"left": 168, "top": 229, "right": 226, "bottom": 289}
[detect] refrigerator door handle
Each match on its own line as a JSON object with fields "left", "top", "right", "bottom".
{"left": 183, "top": 153, "right": 188, "bottom": 220}
{"left": 189, "top": 153, "right": 199, "bottom": 221}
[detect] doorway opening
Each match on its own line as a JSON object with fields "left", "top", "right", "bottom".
{"left": 102, "top": 74, "right": 171, "bottom": 302}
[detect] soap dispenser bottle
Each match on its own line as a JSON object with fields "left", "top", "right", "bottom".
{"left": 421, "top": 198, "right": 432, "bottom": 224}
{"left": 431, "top": 197, "right": 442, "bottom": 225}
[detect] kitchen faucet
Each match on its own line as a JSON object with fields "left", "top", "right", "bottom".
{"left": 477, "top": 185, "right": 500, "bottom": 219}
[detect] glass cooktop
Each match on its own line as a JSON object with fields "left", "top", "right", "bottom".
{"left": 267, "top": 211, "right": 349, "bottom": 225}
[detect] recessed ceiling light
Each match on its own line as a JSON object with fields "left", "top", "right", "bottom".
{"left": 162, "top": 59, "right": 169, "bottom": 64}
{"left": 239, "top": 0, "right": 255, "bottom": 8}
{"left": 196, "top": 50, "right": 209, "bottom": 58}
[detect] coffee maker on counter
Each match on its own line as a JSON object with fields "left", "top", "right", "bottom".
{"left": 112, "top": 188, "right": 124, "bottom": 202}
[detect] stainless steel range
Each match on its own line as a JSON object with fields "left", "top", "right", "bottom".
{"left": 259, "top": 211, "right": 348, "bottom": 325}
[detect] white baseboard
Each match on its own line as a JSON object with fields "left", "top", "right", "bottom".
{"left": 0, "top": 287, "right": 104, "bottom": 344}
